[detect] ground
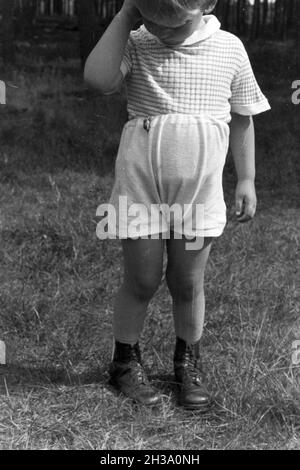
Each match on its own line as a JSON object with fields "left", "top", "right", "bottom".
{"left": 0, "top": 26, "right": 299, "bottom": 449}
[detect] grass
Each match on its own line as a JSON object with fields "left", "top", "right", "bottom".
{"left": 0, "top": 30, "right": 300, "bottom": 449}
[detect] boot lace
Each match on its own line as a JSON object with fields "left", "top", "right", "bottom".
{"left": 130, "top": 361, "right": 149, "bottom": 386}
{"left": 183, "top": 349, "right": 204, "bottom": 385}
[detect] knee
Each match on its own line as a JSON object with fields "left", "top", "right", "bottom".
{"left": 125, "top": 271, "right": 163, "bottom": 302}
{"left": 166, "top": 269, "right": 204, "bottom": 302}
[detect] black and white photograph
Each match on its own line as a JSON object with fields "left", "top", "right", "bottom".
{"left": 0, "top": 0, "right": 299, "bottom": 452}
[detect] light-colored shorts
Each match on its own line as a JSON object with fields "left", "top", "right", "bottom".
{"left": 107, "top": 113, "right": 230, "bottom": 239}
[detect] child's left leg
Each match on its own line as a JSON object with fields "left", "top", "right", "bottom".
{"left": 166, "top": 235, "right": 212, "bottom": 344}
{"left": 165, "top": 235, "right": 213, "bottom": 409}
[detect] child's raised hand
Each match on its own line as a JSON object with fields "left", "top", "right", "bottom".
{"left": 235, "top": 179, "right": 257, "bottom": 223}
{"left": 121, "top": 0, "right": 142, "bottom": 25}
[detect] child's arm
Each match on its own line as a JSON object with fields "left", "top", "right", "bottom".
{"left": 229, "top": 113, "right": 257, "bottom": 223}
{"left": 84, "top": 0, "right": 140, "bottom": 94}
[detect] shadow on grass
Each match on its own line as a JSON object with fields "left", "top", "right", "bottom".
{"left": 0, "top": 363, "right": 108, "bottom": 392}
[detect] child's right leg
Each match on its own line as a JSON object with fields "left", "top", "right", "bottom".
{"left": 110, "top": 236, "right": 165, "bottom": 405}
{"left": 113, "top": 236, "right": 165, "bottom": 344}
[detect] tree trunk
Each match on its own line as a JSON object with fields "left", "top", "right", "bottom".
{"left": 236, "top": 0, "right": 247, "bottom": 36}
{"left": 1, "top": 0, "right": 15, "bottom": 64}
{"left": 223, "top": 0, "right": 231, "bottom": 31}
{"left": 295, "top": 0, "right": 300, "bottom": 55}
{"left": 236, "top": 0, "right": 241, "bottom": 35}
{"left": 278, "top": 0, "right": 287, "bottom": 40}
{"left": 286, "top": 0, "right": 295, "bottom": 30}
{"left": 251, "top": 0, "right": 260, "bottom": 40}
{"left": 77, "top": 0, "right": 98, "bottom": 69}
{"left": 273, "top": 0, "right": 281, "bottom": 35}
{"left": 21, "top": 0, "right": 38, "bottom": 37}
{"left": 262, "top": 0, "right": 269, "bottom": 34}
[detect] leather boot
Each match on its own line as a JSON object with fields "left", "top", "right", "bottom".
{"left": 109, "top": 341, "right": 161, "bottom": 406}
{"left": 174, "top": 337, "right": 211, "bottom": 410}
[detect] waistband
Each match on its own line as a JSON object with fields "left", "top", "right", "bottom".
{"left": 124, "top": 113, "right": 229, "bottom": 135}
{"left": 125, "top": 113, "right": 229, "bottom": 131}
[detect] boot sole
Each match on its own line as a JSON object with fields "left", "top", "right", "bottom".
{"left": 179, "top": 401, "right": 211, "bottom": 411}
{"left": 108, "top": 378, "right": 161, "bottom": 406}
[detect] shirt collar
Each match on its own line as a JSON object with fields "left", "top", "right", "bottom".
{"left": 180, "top": 14, "right": 221, "bottom": 45}
{"left": 142, "top": 15, "right": 221, "bottom": 47}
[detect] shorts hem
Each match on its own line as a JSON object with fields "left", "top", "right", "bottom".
{"left": 98, "top": 225, "right": 226, "bottom": 240}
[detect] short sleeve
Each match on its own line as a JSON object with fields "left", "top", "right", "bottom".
{"left": 120, "top": 34, "right": 134, "bottom": 78}
{"left": 230, "top": 44, "right": 271, "bottom": 116}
